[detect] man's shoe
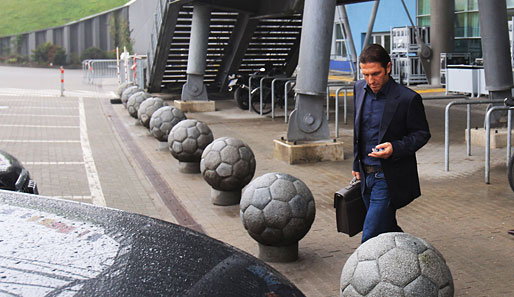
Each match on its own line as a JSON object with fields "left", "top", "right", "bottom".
{"left": 508, "top": 230, "right": 514, "bottom": 236}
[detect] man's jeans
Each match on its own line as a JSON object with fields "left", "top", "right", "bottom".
{"left": 361, "top": 170, "right": 402, "bottom": 243}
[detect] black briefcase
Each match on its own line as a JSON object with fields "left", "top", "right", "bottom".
{"left": 334, "top": 178, "right": 367, "bottom": 237}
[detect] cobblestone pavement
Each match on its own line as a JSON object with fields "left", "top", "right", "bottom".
{"left": 1, "top": 66, "right": 513, "bottom": 296}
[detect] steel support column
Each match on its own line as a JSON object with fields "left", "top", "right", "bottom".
{"left": 478, "top": 0, "right": 513, "bottom": 127}
{"left": 215, "top": 13, "right": 259, "bottom": 92}
{"left": 181, "top": 4, "right": 211, "bottom": 101}
{"left": 430, "top": 0, "right": 454, "bottom": 86}
{"left": 287, "top": 0, "right": 336, "bottom": 142}
{"left": 339, "top": 5, "right": 358, "bottom": 80}
{"left": 362, "top": 0, "right": 380, "bottom": 49}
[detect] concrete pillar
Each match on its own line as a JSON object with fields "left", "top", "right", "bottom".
{"left": 429, "top": 0, "right": 454, "bottom": 86}
{"left": 63, "top": 26, "right": 72, "bottom": 63}
{"left": 181, "top": 4, "right": 211, "bottom": 101}
{"left": 287, "top": 0, "right": 336, "bottom": 142}
{"left": 106, "top": 13, "right": 115, "bottom": 51}
{"left": 478, "top": 0, "right": 513, "bottom": 126}
{"left": 92, "top": 17, "right": 101, "bottom": 49}
{"left": 46, "top": 29, "right": 54, "bottom": 45}
{"left": 10, "top": 36, "right": 16, "bottom": 54}
{"left": 28, "top": 32, "right": 36, "bottom": 60}
{"left": 77, "top": 22, "right": 86, "bottom": 57}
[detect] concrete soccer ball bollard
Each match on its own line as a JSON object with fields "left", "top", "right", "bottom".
{"left": 168, "top": 119, "right": 213, "bottom": 173}
{"left": 116, "top": 81, "right": 136, "bottom": 97}
{"left": 121, "top": 86, "right": 142, "bottom": 107}
{"left": 240, "top": 173, "right": 315, "bottom": 262}
{"left": 149, "top": 106, "right": 187, "bottom": 142}
{"left": 138, "top": 97, "right": 166, "bottom": 128}
{"left": 200, "top": 137, "right": 256, "bottom": 205}
{"left": 127, "top": 92, "right": 151, "bottom": 118}
{"left": 340, "top": 232, "right": 454, "bottom": 297}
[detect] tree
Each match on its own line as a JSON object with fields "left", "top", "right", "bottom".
{"left": 109, "top": 11, "right": 133, "bottom": 53}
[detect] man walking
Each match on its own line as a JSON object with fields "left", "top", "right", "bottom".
{"left": 352, "top": 44, "right": 431, "bottom": 243}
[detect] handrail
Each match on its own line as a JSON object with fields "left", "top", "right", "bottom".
{"left": 326, "top": 81, "right": 352, "bottom": 120}
{"left": 485, "top": 105, "right": 514, "bottom": 184}
{"left": 444, "top": 98, "right": 504, "bottom": 172}
{"left": 248, "top": 74, "right": 267, "bottom": 113}
{"left": 271, "top": 77, "right": 296, "bottom": 119}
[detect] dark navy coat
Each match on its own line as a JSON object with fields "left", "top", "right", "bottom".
{"left": 353, "top": 78, "right": 431, "bottom": 209}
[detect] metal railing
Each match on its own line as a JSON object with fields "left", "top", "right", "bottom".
{"left": 83, "top": 56, "right": 147, "bottom": 89}
{"left": 444, "top": 98, "right": 504, "bottom": 172}
{"left": 485, "top": 105, "right": 514, "bottom": 184}
{"left": 82, "top": 59, "right": 118, "bottom": 84}
{"left": 271, "top": 77, "right": 296, "bottom": 119}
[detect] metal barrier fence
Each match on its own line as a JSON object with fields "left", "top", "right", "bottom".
{"left": 82, "top": 56, "right": 147, "bottom": 89}
{"left": 82, "top": 59, "right": 117, "bottom": 84}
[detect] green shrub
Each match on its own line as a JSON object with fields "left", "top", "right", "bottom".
{"left": 80, "top": 47, "right": 108, "bottom": 61}
{"left": 31, "top": 42, "right": 67, "bottom": 65}
{"left": 1, "top": 54, "right": 28, "bottom": 64}
{"left": 32, "top": 42, "right": 53, "bottom": 64}
{"left": 52, "top": 47, "right": 67, "bottom": 65}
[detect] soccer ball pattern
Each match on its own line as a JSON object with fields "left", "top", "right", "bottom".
{"left": 340, "top": 232, "right": 454, "bottom": 297}
{"left": 240, "top": 173, "right": 315, "bottom": 247}
{"left": 168, "top": 119, "right": 213, "bottom": 163}
{"left": 127, "top": 92, "right": 151, "bottom": 118}
{"left": 200, "top": 137, "right": 255, "bottom": 191}
{"left": 116, "top": 81, "right": 135, "bottom": 97}
{"left": 121, "top": 86, "right": 142, "bottom": 107}
{"left": 138, "top": 97, "right": 166, "bottom": 128}
{"left": 149, "top": 106, "right": 186, "bottom": 142}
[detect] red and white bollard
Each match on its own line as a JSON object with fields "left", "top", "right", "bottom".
{"left": 60, "top": 66, "right": 64, "bottom": 97}
{"left": 131, "top": 55, "right": 137, "bottom": 82}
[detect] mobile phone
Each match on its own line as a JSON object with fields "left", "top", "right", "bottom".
{"left": 372, "top": 147, "right": 384, "bottom": 153}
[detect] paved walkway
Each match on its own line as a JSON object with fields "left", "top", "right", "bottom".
{"left": 0, "top": 65, "right": 513, "bottom": 296}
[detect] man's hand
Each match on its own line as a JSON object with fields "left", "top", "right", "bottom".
{"left": 352, "top": 170, "right": 360, "bottom": 180}
{"left": 368, "top": 142, "right": 393, "bottom": 159}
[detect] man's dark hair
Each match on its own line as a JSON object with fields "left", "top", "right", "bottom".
{"left": 359, "top": 44, "right": 391, "bottom": 70}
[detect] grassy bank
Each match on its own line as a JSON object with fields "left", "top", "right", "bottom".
{"left": 0, "top": 0, "right": 128, "bottom": 37}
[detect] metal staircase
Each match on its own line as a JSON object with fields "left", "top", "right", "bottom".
{"left": 147, "top": 0, "right": 303, "bottom": 94}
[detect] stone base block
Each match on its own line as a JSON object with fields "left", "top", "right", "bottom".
{"left": 211, "top": 188, "right": 241, "bottom": 206}
{"left": 258, "top": 242, "right": 298, "bottom": 263}
{"left": 157, "top": 141, "right": 168, "bottom": 151}
{"left": 273, "top": 139, "right": 344, "bottom": 164}
{"left": 179, "top": 161, "right": 200, "bottom": 174}
{"left": 174, "top": 100, "right": 215, "bottom": 112}
{"left": 466, "top": 128, "right": 512, "bottom": 149}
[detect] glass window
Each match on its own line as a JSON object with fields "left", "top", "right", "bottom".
{"left": 417, "top": 16, "right": 430, "bottom": 27}
{"left": 468, "top": 0, "right": 478, "bottom": 10}
{"left": 417, "top": 0, "right": 430, "bottom": 15}
{"left": 508, "top": 0, "right": 514, "bottom": 9}
{"left": 384, "top": 35, "right": 391, "bottom": 53}
{"left": 335, "top": 41, "right": 347, "bottom": 57}
{"left": 454, "top": 39, "right": 482, "bottom": 60}
{"left": 336, "top": 23, "right": 343, "bottom": 39}
{"left": 455, "top": 13, "right": 466, "bottom": 37}
{"left": 455, "top": 0, "right": 467, "bottom": 12}
{"left": 467, "top": 12, "right": 480, "bottom": 37}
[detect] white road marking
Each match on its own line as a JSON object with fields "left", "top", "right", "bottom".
{"left": 24, "top": 161, "right": 85, "bottom": 165}
{"left": 0, "top": 88, "right": 113, "bottom": 98}
{"left": 0, "top": 140, "right": 80, "bottom": 143}
{"left": 0, "top": 124, "right": 79, "bottom": 129}
{"left": 13, "top": 106, "right": 78, "bottom": 110}
{"left": 79, "top": 97, "right": 106, "bottom": 207}
{"left": 53, "top": 195, "right": 93, "bottom": 200}
{"left": 0, "top": 113, "right": 78, "bottom": 118}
